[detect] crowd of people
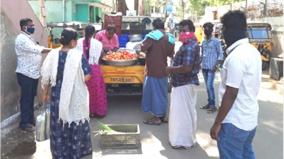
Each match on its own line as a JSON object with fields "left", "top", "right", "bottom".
{"left": 15, "top": 10, "right": 261, "bottom": 159}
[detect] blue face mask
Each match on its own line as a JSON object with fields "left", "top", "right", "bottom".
{"left": 26, "top": 27, "right": 35, "bottom": 34}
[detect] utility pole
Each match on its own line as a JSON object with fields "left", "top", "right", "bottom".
{"left": 181, "top": 0, "right": 185, "bottom": 19}
{"left": 245, "top": 0, "right": 248, "bottom": 14}
{"left": 138, "top": 0, "right": 144, "bottom": 16}
{"left": 39, "top": 0, "right": 46, "bottom": 26}
{"left": 63, "top": 0, "right": 66, "bottom": 22}
{"left": 113, "top": 0, "right": 117, "bottom": 13}
{"left": 264, "top": 0, "right": 267, "bottom": 16}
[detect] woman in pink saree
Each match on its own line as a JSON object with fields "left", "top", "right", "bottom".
{"left": 77, "top": 25, "right": 108, "bottom": 117}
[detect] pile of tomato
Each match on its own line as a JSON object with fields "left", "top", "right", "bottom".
{"left": 104, "top": 51, "right": 137, "bottom": 61}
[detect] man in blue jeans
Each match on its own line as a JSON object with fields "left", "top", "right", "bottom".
{"left": 200, "top": 22, "right": 223, "bottom": 113}
{"left": 210, "top": 11, "right": 261, "bottom": 159}
{"left": 15, "top": 18, "right": 50, "bottom": 132}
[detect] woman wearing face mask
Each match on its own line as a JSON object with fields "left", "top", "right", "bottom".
{"left": 76, "top": 25, "right": 108, "bottom": 118}
{"left": 41, "top": 28, "right": 93, "bottom": 159}
{"left": 166, "top": 19, "right": 201, "bottom": 149}
{"left": 95, "top": 24, "right": 119, "bottom": 53}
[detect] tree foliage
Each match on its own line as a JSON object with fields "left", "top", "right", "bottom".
{"left": 189, "top": 0, "right": 209, "bottom": 16}
{"left": 143, "top": 0, "right": 244, "bottom": 16}
{"left": 188, "top": 0, "right": 243, "bottom": 16}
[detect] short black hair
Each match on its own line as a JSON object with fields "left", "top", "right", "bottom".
{"left": 20, "top": 18, "right": 32, "bottom": 28}
{"left": 59, "top": 28, "right": 78, "bottom": 46}
{"left": 179, "top": 19, "right": 195, "bottom": 32}
{"left": 152, "top": 18, "right": 164, "bottom": 30}
{"left": 203, "top": 22, "right": 214, "bottom": 30}
{"left": 221, "top": 10, "right": 247, "bottom": 31}
{"left": 221, "top": 10, "right": 247, "bottom": 46}
{"left": 85, "top": 25, "right": 95, "bottom": 39}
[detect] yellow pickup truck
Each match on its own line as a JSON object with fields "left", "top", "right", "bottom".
{"left": 100, "top": 64, "right": 145, "bottom": 95}
{"left": 100, "top": 49, "right": 146, "bottom": 95}
{"left": 101, "top": 16, "right": 165, "bottom": 95}
{"left": 213, "top": 22, "right": 273, "bottom": 70}
{"left": 247, "top": 23, "right": 272, "bottom": 70}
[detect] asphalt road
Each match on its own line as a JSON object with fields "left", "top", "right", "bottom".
{"left": 1, "top": 73, "right": 283, "bottom": 159}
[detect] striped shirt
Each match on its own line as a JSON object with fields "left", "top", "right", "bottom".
{"left": 201, "top": 37, "right": 223, "bottom": 70}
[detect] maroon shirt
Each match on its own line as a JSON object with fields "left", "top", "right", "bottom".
{"left": 141, "top": 34, "right": 175, "bottom": 77}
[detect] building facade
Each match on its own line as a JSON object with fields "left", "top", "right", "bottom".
{"left": 28, "top": 0, "right": 112, "bottom": 23}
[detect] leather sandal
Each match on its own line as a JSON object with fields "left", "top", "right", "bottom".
{"left": 143, "top": 117, "right": 162, "bottom": 125}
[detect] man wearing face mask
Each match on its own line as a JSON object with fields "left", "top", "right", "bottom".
{"left": 167, "top": 19, "right": 200, "bottom": 149}
{"left": 15, "top": 18, "right": 51, "bottom": 132}
{"left": 210, "top": 11, "right": 261, "bottom": 159}
{"left": 200, "top": 22, "right": 223, "bottom": 113}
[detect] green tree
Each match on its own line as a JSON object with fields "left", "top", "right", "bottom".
{"left": 188, "top": 0, "right": 243, "bottom": 16}
{"left": 189, "top": 0, "right": 209, "bottom": 16}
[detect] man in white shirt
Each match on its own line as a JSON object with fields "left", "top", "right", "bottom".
{"left": 210, "top": 11, "right": 261, "bottom": 159}
{"left": 15, "top": 18, "right": 50, "bottom": 132}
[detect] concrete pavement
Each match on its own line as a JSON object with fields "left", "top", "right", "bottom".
{"left": 1, "top": 73, "right": 283, "bottom": 159}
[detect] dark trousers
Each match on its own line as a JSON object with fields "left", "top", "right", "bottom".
{"left": 16, "top": 73, "right": 38, "bottom": 128}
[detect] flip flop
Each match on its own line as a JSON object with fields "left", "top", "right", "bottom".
{"left": 171, "top": 145, "right": 187, "bottom": 149}
{"left": 207, "top": 107, "right": 217, "bottom": 113}
{"left": 143, "top": 117, "right": 162, "bottom": 125}
{"left": 200, "top": 104, "right": 210, "bottom": 109}
{"left": 171, "top": 144, "right": 194, "bottom": 150}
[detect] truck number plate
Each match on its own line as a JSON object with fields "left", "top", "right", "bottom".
{"left": 110, "top": 77, "right": 135, "bottom": 83}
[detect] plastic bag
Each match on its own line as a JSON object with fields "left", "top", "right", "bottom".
{"left": 36, "top": 103, "right": 50, "bottom": 142}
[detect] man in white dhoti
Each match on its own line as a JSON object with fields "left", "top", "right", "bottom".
{"left": 166, "top": 19, "right": 201, "bottom": 149}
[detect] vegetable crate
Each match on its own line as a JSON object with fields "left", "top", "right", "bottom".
{"left": 100, "top": 124, "right": 140, "bottom": 149}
